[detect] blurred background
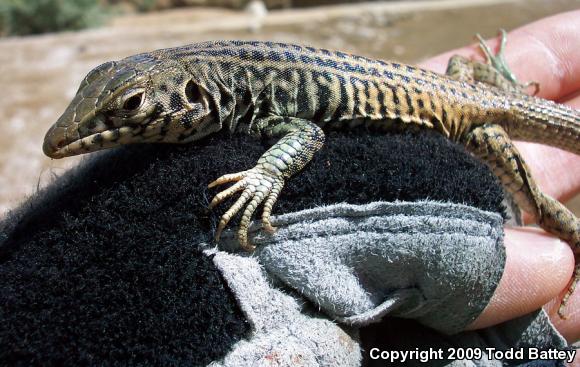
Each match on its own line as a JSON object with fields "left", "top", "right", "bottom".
{"left": 0, "top": 0, "right": 579, "bottom": 216}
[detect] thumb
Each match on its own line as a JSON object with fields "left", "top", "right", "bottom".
{"left": 467, "top": 227, "right": 579, "bottom": 342}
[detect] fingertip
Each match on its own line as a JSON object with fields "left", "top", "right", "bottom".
{"left": 467, "top": 227, "right": 574, "bottom": 330}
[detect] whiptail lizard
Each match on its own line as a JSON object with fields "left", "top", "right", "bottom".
{"left": 43, "top": 32, "right": 580, "bottom": 318}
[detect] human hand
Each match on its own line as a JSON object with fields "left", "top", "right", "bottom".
{"left": 420, "top": 10, "right": 580, "bottom": 344}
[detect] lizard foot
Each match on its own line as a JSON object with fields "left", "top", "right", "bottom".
{"left": 476, "top": 29, "right": 540, "bottom": 95}
{"left": 557, "top": 262, "right": 579, "bottom": 319}
{"left": 208, "top": 166, "right": 284, "bottom": 251}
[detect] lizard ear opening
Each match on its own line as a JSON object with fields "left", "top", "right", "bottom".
{"left": 185, "top": 80, "right": 202, "bottom": 104}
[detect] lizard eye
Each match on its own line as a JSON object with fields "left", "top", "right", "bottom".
{"left": 185, "top": 80, "right": 201, "bottom": 104}
{"left": 123, "top": 93, "right": 143, "bottom": 111}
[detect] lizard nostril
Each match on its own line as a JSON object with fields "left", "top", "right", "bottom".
{"left": 43, "top": 124, "right": 69, "bottom": 157}
{"left": 56, "top": 139, "right": 66, "bottom": 149}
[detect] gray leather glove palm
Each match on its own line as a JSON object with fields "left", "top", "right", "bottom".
{"left": 210, "top": 199, "right": 568, "bottom": 367}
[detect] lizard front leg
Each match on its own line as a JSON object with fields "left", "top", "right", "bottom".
{"left": 209, "top": 116, "right": 325, "bottom": 250}
{"left": 463, "top": 123, "right": 580, "bottom": 318}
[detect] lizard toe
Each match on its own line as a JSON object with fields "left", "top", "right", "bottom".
{"left": 210, "top": 166, "right": 285, "bottom": 250}
{"left": 209, "top": 180, "right": 246, "bottom": 209}
{"left": 557, "top": 263, "right": 580, "bottom": 319}
{"left": 208, "top": 171, "right": 247, "bottom": 188}
{"left": 261, "top": 181, "right": 284, "bottom": 234}
{"left": 214, "top": 186, "right": 254, "bottom": 242}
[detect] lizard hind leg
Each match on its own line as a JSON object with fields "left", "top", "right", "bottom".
{"left": 446, "top": 54, "right": 518, "bottom": 92}
{"left": 463, "top": 123, "right": 580, "bottom": 318}
{"left": 446, "top": 30, "right": 539, "bottom": 94}
{"left": 475, "top": 29, "right": 539, "bottom": 94}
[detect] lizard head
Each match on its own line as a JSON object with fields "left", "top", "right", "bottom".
{"left": 43, "top": 53, "right": 215, "bottom": 158}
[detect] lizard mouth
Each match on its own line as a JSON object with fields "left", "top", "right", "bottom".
{"left": 43, "top": 113, "right": 171, "bottom": 158}
{"left": 43, "top": 124, "right": 146, "bottom": 158}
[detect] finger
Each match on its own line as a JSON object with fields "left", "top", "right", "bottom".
{"left": 420, "top": 10, "right": 580, "bottom": 101}
{"left": 466, "top": 228, "right": 575, "bottom": 334}
{"left": 420, "top": 13, "right": 580, "bottom": 203}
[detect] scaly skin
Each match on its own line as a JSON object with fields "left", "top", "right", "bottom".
{"left": 43, "top": 36, "right": 580, "bottom": 317}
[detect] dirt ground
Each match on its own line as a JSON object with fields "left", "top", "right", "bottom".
{"left": 1, "top": 0, "right": 579, "bottom": 215}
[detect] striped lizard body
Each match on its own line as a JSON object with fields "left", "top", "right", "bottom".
{"left": 43, "top": 36, "right": 580, "bottom": 317}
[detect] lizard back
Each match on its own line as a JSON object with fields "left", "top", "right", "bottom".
{"left": 150, "top": 40, "right": 510, "bottom": 140}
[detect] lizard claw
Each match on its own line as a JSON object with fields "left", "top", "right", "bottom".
{"left": 521, "top": 80, "right": 540, "bottom": 96}
{"left": 209, "top": 166, "right": 284, "bottom": 251}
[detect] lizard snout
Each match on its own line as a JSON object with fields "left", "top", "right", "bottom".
{"left": 43, "top": 125, "right": 68, "bottom": 158}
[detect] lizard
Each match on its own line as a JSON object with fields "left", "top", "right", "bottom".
{"left": 42, "top": 33, "right": 580, "bottom": 318}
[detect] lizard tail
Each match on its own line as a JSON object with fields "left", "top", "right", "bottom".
{"left": 507, "top": 95, "right": 580, "bottom": 155}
